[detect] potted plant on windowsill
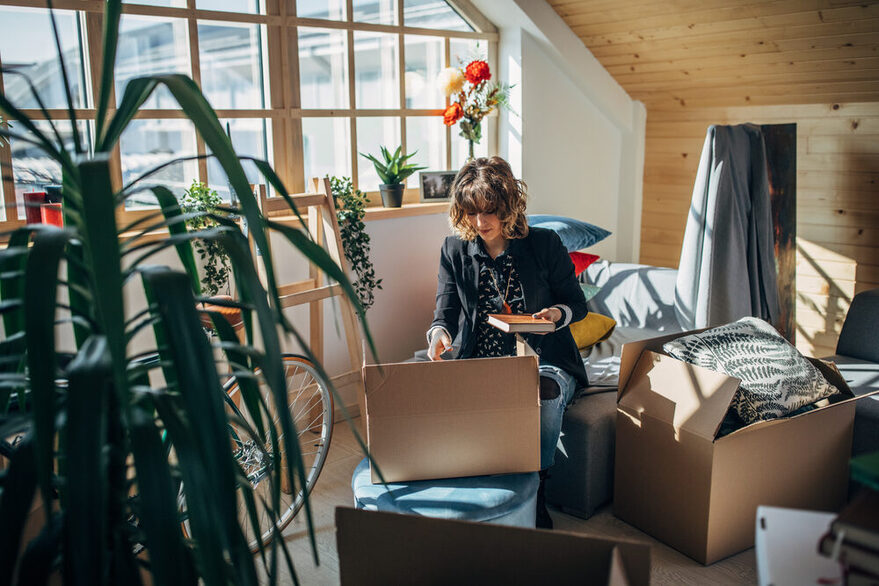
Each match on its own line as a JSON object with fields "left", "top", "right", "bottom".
{"left": 181, "top": 180, "right": 232, "bottom": 297}
{"left": 359, "top": 146, "right": 426, "bottom": 208}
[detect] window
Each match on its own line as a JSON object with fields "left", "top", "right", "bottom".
{"left": 0, "top": 0, "right": 496, "bottom": 227}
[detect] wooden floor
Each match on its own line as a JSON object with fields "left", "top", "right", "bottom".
{"left": 273, "top": 418, "right": 758, "bottom": 585}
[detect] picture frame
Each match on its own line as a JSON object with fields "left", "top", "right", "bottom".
{"left": 419, "top": 171, "right": 458, "bottom": 203}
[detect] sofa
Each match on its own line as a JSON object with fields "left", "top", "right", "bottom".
{"left": 820, "top": 288, "right": 879, "bottom": 457}
{"left": 546, "top": 263, "right": 879, "bottom": 520}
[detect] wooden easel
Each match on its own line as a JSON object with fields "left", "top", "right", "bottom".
{"left": 255, "top": 177, "right": 365, "bottom": 418}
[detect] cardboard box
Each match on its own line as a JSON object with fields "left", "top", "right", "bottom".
{"left": 362, "top": 355, "right": 540, "bottom": 483}
{"left": 613, "top": 330, "right": 869, "bottom": 565}
{"left": 335, "top": 506, "right": 651, "bottom": 586}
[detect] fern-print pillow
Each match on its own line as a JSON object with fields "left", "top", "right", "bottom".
{"left": 662, "top": 317, "right": 840, "bottom": 425}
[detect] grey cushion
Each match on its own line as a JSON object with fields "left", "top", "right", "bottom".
{"left": 584, "top": 261, "right": 680, "bottom": 331}
{"left": 663, "top": 317, "right": 840, "bottom": 424}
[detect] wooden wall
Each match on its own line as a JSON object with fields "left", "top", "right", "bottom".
{"left": 640, "top": 101, "right": 879, "bottom": 357}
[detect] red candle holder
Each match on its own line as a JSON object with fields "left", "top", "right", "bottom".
{"left": 23, "top": 191, "right": 47, "bottom": 224}
{"left": 40, "top": 203, "right": 63, "bottom": 227}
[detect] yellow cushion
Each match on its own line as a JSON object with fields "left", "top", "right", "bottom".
{"left": 569, "top": 313, "right": 616, "bottom": 350}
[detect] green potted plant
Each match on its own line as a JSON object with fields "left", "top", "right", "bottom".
{"left": 359, "top": 145, "right": 426, "bottom": 208}
{"left": 330, "top": 176, "right": 382, "bottom": 311}
{"left": 0, "top": 2, "right": 375, "bottom": 583}
{"left": 181, "top": 180, "right": 232, "bottom": 297}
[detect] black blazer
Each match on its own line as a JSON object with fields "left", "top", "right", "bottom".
{"left": 431, "top": 227, "right": 589, "bottom": 389}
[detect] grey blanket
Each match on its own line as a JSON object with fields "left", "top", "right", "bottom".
{"left": 675, "top": 124, "right": 780, "bottom": 329}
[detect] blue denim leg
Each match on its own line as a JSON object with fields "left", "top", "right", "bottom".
{"left": 538, "top": 365, "right": 576, "bottom": 470}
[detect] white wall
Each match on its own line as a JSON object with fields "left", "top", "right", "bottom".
{"left": 519, "top": 30, "right": 622, "bottom": 260}
{"left": 472, "top": 0, "right": 646, "bottom": 263}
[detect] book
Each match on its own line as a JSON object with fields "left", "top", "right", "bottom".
{"left": 832, "top": 490, "right": 879, "bottom": 551}
{"left": 487, "top": 313, "right": 555, "bottom": 334}
{"left": 819, "top": 531, "right": 879, "bottom": 576}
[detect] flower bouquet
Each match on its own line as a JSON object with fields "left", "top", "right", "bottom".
{"left": 438, "top": 59, "right": 512, "bottom": 161}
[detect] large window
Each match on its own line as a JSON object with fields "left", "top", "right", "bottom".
{"left": 0, "top": 0, "right": 496, "bottom": 226}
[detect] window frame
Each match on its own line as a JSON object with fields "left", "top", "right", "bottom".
{"left": 0, "top": 0, "right": 497, "bottom": 229}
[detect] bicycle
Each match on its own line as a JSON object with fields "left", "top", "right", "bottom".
{"left": 218, "top": 352, "right": 335, "bottom": 551}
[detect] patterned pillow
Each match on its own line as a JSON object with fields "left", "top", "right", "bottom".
{"left": 662, "top": 317, "right": 840, "bottom": 425}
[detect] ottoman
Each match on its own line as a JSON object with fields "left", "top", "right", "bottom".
{"left": 351, "top": 458, "right": 539, "bottom": 527}
{"left": 544, "top": 389, "right": 617, "bottom": 519}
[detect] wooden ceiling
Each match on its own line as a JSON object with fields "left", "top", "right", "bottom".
{"left": 547, "top": 0, "right": 879, "bottom": 110}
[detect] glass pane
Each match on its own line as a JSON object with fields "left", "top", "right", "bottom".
{"left": 199, "top": 21, "right": 268, "bottom": 110}
{"left": 206, "top": 119, "right": 271, "bottom": 204}
{"left": 356, "top": 117, "right": 400, "bottom": 191}
{"left": 354, "top": 32, "right": 399, "bottom": 109}
{"left": 0, "top": 7, "right": 88, "bottom": 109}
{"left": 404, "top": 35, "right": 443, "bottom": 109}
{"left": 299, "top": 27, "right": 349, "bottom": 109}
{"left": 120, "top": 119, "right": 198, "bottom": 209}
{"left": 404, "top": 0, "right": 473, "bottom": 31}
{"left": 196, "top": 0, "right": 263, "bottom": 14}
{"left": 9, "top": 120, "right": 91, "bottom": 221}
{"left": 405, "top": 117, "right": 445, "bottom": 187}
{"left": 123, "top": 0, "right": 186, "bottom": 8}
{"left": 302, "top": 117, "right": 351, "bottom": 185}
{"left": 450, "top": 37, "right": 486, "bottom": 68}
{"left": 117, "top": 15, "right": 191, "bottom": 110}
{"left": 296, "top": 0, "right": 345, "bottom": 20}
{"left": 451, "top": 118, "right": 488, "bottom": 168}
{"left": 353, "top": 0, "right": 397, "bottom": 25}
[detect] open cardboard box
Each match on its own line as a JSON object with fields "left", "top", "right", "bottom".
{"left": 362, "top": 355, "right": 540, "bottom": 483}
{"left": 336, "top": 506, "right": 651, "bottom": 585}
{"left": 613, "top": 329, "right": 874, "bottom": 565}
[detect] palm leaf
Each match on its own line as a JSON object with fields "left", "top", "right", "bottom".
{"left": 63, "top": 336, "right": 109, "bottom": 585}
{"left": 0, "top": 434, "right": 37, "bottom": 585}
{"left": 23, "top": 227, "right": 71, "bottom": 520}
{"left": 95, "top": 0, "right": 122, "bottom": 144}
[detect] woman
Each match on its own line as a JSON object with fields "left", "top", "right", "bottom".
{"left": 426, "top": 156, "right": 588, "bottom": 528}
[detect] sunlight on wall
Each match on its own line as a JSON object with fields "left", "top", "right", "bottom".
{"left": 795, "top": 238, "right": 857, "bottom": 357}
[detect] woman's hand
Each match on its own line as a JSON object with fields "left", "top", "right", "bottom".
{"left": 531, "top": 307, "right": 562, "bottom": 334}
{"left": 428, "top": 329, "right": 453, "bottom": 361}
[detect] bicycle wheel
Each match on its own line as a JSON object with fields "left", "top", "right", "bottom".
{"left": 224, "top": 354, "right": 334, "bottom": 552}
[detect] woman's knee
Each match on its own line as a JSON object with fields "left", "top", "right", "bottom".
{"left": 539, "top": 375, "right": 561, "bottom": 400}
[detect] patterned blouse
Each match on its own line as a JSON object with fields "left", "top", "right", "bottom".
{"left": 472, "top": 247, "right": 526, "bottom": 358}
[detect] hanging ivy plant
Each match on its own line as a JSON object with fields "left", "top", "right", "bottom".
{"left": 330, "top": 176, "right": 382, "bottom": 312}
{"left": 181, "top": 180, "right": 232, "bottom": 296}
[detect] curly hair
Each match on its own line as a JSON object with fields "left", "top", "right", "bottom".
{"left": 449, "top": 156, "right": 529, "bottom": 241}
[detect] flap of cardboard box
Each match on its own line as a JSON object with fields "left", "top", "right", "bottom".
{"left": 362, "top": 355, "right": 539, "bottom": 418}
{"left": 619, "top": 350, "right": 741, "bottom": 441}
{"left": 335, "top": 506, "right": 651, "bottom": 585}
{"left": 618, "top": 328, "right": 709, "bottom": 394}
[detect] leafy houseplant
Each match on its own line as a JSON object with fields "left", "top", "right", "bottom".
{"left": 359, "top": 145, "right": 426, "bottom": 208}
{"left": 329, "top": 176, "right": 382, "bottom": 311}
{"left": 0, "top": 2, "right": 375, "bottom": 584}
{"left": 181, "top": 180, "right": 232, "bottom": 297}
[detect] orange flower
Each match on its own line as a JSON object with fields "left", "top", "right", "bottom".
{"left": 464, "top": 60, "right": 491, "bottom": 85}
{"left": 443, "top": 102, "right": 464, "bottom": 126}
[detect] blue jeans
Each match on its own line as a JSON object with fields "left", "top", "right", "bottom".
{"left": 538, "top": 365, "right": 577, "bottom": 470}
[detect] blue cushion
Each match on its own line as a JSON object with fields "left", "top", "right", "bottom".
{"left": 351, "top": 458, "right": 538, "bottom": 526}
{"left": 528, "top": 214, "right": 610, "bottom": 252}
